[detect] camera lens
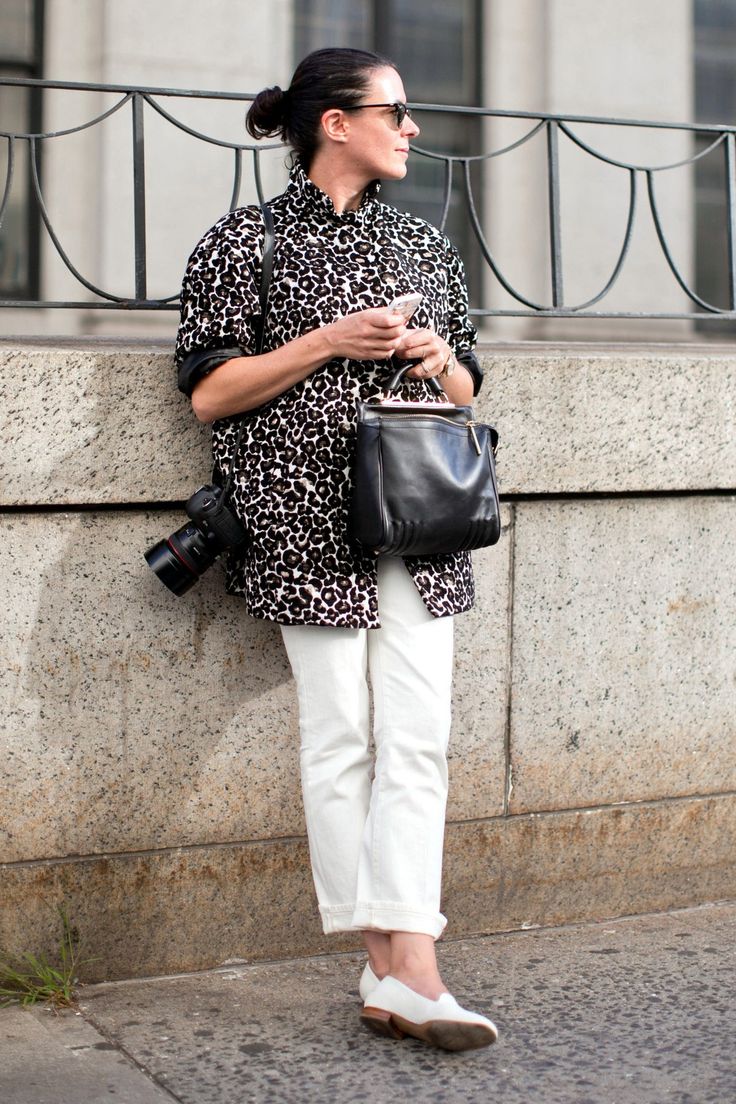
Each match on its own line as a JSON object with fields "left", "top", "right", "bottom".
{"left": 144, "top": 522, "right": 217, "bottom": 596}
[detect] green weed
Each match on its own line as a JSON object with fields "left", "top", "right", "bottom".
{"left": 0, "top": 905, "right": 94, "bottom": 1009}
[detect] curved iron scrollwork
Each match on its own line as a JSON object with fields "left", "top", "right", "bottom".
{"left": 1, "top": 76, "right": 735, "bottom": 321}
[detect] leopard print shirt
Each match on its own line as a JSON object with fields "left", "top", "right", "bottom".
{"left": 175, "top": 161, "right": 479, "bottom": 627}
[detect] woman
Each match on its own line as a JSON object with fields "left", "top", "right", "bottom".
{"left": 175, "top": 47, "right": 497, "bottom": 1052}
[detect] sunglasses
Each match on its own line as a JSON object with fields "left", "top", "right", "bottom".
{"left": 345, "top": 102, "right": 413, "bottom": 129}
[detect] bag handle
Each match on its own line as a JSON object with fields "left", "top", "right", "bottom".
{"left": 386, "top": 360, "right": 445, "bottom": 396}
{"left": 383, "top": 360, "right": 498, "bottom": 454}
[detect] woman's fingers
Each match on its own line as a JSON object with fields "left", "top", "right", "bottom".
{"left": 325, "top": 307, "right": 406, "bottom": 359}
{"left": 323, "top": 312, "right": 449, "bottom": 368}
{"left": 395, "top": 328, "right": 438, "bottom": 360}
{"left": 396, "top": 328, "right": 449, "bottom": 379}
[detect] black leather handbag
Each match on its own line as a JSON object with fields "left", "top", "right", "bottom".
{"left": 348, "top": 365, "right": 501, "bottom": 556}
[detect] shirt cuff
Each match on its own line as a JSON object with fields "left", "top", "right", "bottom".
{"left": 455, "top": 348, "right": 483, "bottom": 396}
{"left": 176, "top": 346, "right": 244, "bottom": 397}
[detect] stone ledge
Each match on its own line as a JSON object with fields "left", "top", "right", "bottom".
{"left": 0, "top": 794, "right": 732, "bottom": 981}
{"left": 2, "top": 342, "right": 736, "bottom": 504}
{"left": 484, "top": 346, "right": 736, "bottom": 495}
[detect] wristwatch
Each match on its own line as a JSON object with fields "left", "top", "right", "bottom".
{"left": 439, "top": 351, "right": 456, "bottom": 379}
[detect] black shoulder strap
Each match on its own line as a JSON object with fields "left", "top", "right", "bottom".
{"left": 253, "top": 202, "right": 275, "bottom": 355}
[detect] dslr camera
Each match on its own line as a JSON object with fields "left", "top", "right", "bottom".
{"left": 145, "top": 484, "right": 248, "bottom": 596}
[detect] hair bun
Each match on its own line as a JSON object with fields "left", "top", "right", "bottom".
{"left": 246, "top": 85, "right": 289, "bottom": 140}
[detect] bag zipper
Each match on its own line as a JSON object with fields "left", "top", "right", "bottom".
{"left": 376, "top": 410, "right": 487, "bottom": 456}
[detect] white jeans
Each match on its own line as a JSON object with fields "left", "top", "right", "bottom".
{"left": 280, "top": 557, "right": 454, "bottom": 940}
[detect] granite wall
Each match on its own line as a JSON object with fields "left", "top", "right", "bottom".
{"left": 1, "top": 339, "right": 734, "bottom": 980}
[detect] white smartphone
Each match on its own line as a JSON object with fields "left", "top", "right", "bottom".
{"left": 388, "top": 292, "right": 422, "bottom": 320}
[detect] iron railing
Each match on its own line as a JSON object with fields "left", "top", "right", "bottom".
{"left": 1, "top": 75, "right": 735, "bottom": 321}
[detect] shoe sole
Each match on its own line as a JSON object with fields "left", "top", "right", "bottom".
{"left": 360, "top": 1007, "right": 406, "bottom": 1040}
{"left": 361, "top": 1007, "right": 498, "bottom": 1052}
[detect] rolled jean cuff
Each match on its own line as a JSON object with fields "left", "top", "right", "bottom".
{"left": 320, "top": 901, "right": 448, "bottom": 940}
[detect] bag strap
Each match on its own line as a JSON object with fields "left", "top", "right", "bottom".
{"left": 221, "top": 202, "right": 275, "bottom": 499}
{"left": 386, "top": 361, "right": 444, "bottom": 396}
{"left": 252, "top": 202, "right": 275, "bottom": 356}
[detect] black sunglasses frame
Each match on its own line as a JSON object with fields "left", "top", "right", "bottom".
{"left": 342, "top": 102, "right": 413, "bottom": 128}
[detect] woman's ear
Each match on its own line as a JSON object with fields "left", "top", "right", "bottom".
{"left": 320, "top": 107, "right": 351, "bottom": 144}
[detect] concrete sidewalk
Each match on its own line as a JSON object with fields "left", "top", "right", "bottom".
{"left": 2, "top": 902, "right": 734, "bottom": 1104}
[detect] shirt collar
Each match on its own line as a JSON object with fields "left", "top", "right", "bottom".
{"left": 287, "top": 159, "right": 382, "bottom": 225}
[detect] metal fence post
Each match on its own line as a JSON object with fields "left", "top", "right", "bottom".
{"left": 547, "top": 119, "right": 564, "bottom": 309}
{"left": 132, "top": 93, "right": 147, "bottom": 302}
{"left": 725, "top": 132, "right": 736, "bottom": 312}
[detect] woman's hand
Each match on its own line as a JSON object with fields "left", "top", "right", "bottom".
{"left": 394, "top": 327, "right": 475, "bottom": 405}
{"left": 323, "top": 307, "right": 407, "bottom": 361}
{"left": 393, "top": 327, "right": 450, "bottom": 382}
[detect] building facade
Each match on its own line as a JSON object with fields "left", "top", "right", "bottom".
{"left": 1, "top": 0, "right": 734, "bottom": 338}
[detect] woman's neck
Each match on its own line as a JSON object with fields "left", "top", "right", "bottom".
{"left": 307, "top": 156, "right": 369, "bottom": 213}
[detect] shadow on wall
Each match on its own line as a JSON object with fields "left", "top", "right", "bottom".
{"left": 11, "top": 514, "right": 301, "bottom": 860}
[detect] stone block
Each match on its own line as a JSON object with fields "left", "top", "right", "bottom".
{"left": 1, "top": 509, "right": 300, "bottom": 862}
{"left": 447, "top": 504, "right": 513, "bottom": 822}
{"left": 478, "top": 345, "right": 736, "bottom": 495}
{"left": 4, "top": 342, "right": 736, "bottom": 505}
{"left": 508, "top": 496, "right": 736, "bottom": 813}
{"left": 444, "top": 794, "right": 736, "bottom": 937}
{"left": 1, "top": 509, "right": 511, "bottom": 861}
{"left": 0, "top": 837, "right": 342, "bottom": 981}
{"left": 0, "top": 342, "right": 212, "bottom": 507}
{"left": 1, "top": 794, "right": 731, "bottom": 981}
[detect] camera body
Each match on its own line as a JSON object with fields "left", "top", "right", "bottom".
{"left": 145, "top": 484, "right": 248, "bottom": 596}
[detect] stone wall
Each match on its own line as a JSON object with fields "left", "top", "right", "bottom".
{"left": 1, "top": 339, "right": 734, "bottom": 980}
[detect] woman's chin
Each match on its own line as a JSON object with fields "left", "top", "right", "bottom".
{"left": 384, "top": 162, "right": 409, "bottom": 181}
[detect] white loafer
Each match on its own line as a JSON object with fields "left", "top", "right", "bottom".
{"left": 359, "top": 962, "right": 381, "bottom": 1002}
{"left": 361, "top": 975, "right": 498, "bottom": 1051}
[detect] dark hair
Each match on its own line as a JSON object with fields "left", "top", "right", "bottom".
{"left": 246, "top": 47, "right": 397, "bottom": 169}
